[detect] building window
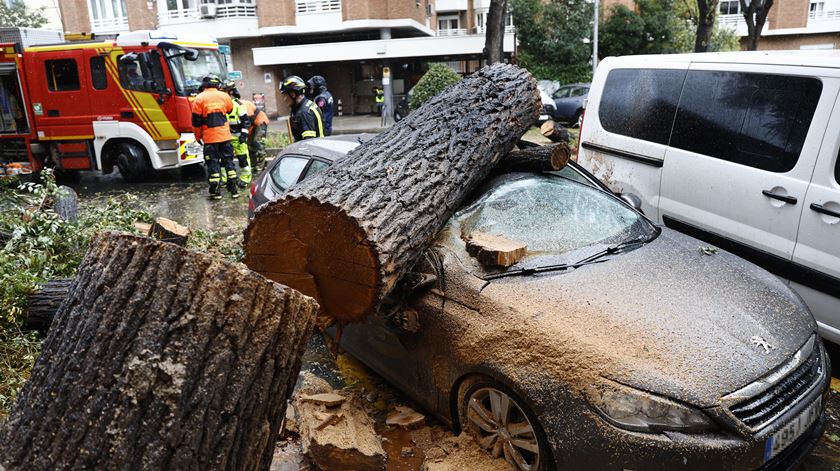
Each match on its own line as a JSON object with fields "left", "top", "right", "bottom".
{"left": 438, "top": 15, "right": 460, "bottom": 31}
{"left": 90, "top": 56, "right": 108, "bottom": 90}
{"left": 295, "top": 0, "right": 340, "bottom": 14}
{"left": 45, "top": 59, "right": 80, "bottom": 92}
{"left": 719, "top": 0, "right": 740, "bottom": 15}
{"left": 475, "top": 9, "right": 514, "bottom": 33}
{"left": 87, "top": 0, "right": 129, "bottom": 31}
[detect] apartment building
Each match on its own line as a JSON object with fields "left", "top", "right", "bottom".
{"left": 58, "top": 0, "right": 515, "bottom": 117}
{"left": 718, "top": 0, "right": 840, "bottom": 50}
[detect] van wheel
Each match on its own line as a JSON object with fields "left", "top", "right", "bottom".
{"left": 457, "top": 376, "right": 552, "bottom": 471}
{"left": 114, "top": 143, "right": 151, "bottom": 183}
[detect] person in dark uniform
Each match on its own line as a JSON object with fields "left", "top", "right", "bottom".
{"left": 280, "top": 75, "right": 324, "bottom": 141}
{"left": 306, "top": 75, "right": 334, "bottom": 136}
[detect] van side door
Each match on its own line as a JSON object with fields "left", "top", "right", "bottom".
{"left": 792, "top": 90, "right": 840, "bottom": 345}
{"left": 26, "top": 51, "right": 92, "bottom": 140}
{"left": 577, "top": 63, "right": 688, "bottom": 220}
{"left": 658, "top": 64, "right": 834, "bottom": 271}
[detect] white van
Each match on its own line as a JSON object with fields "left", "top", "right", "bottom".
{"left": 578, "top": 51, "right": 840, "bottom": 345}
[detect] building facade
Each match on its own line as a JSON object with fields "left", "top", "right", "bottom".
{"left": 58, "top": 0, "right": 515, "bottom": 118}
{"left": 718, "top": 0, "right": 840, "bottom": 50}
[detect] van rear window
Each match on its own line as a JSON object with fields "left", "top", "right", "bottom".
{"left": 670, "top": 71, "right": 822, "bottom": 173}
{"left": 598, "top": 68, "right": 685, "bottom": 145}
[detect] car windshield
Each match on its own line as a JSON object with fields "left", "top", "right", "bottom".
{"left": 450, "top": 174, "right": 656, "bottom": 271}
{"left": 163, "top": 47, "right": 227, "bottom": 96}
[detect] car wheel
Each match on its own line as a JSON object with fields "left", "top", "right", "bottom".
{"left": 458, "top": 377, "right": 550, "bottom": 471}
{"left": 573, "top": 111, "right": 582, "bottom": 129}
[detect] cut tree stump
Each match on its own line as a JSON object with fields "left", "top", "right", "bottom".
{"left": 245, "top": 63, "right": 540, "bottom": 324}
{"left": 464, "top": 231, "right": 527, "bottom": 267}
{"left": 540, "top": 119, "right": 570, "bottom": 144}
{"left": 148, "top": 216, "right": 191, "bottom": 246}
{"left": 0, "top": 232, "right": 318, "bottom": 471}
{"left": 495, "top": 143, "right": 571, "bottom": 174}
{"left": 25, "top": 277, "right": 73, "bottom": 332}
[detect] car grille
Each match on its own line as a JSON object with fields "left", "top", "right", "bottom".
{"left": 727, "top": 338, "right": 823, "bottom": 431}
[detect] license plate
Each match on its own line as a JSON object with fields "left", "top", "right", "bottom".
{"left": 764, "top": 396, "right": 822, "bottom": 462}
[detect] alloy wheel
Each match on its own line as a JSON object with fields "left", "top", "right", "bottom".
{"left": 465, "top": 387, "right": 541, "bottom": 471}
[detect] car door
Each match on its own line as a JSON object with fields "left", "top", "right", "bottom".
{"left": 659, "top": 63, "right": 835, "bottom": 270}
{"left": 791, "top": 91, "right": 840, "bottom": 344}
{"left": 27, "top": 51, "right": 92, "bottom": 140}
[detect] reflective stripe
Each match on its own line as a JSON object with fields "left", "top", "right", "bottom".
{"left": 308, "top": 102, "right": 324, "bottom": 137}
{"left": 301, "top": 130, "right": 317, "bottom": 138}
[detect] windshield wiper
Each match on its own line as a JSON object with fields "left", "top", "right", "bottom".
{"left": 484, "top": 235, "right": 651, "bottom": 280}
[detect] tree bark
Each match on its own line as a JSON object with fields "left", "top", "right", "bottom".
{"left": 25, "top": 277, "right": 73, "bottom": 332}
{"left": 540, "top": 120, "right": 570, "bottom": 144}
{"left": 244, "top": 63, "right": 539, "bottom": 324}
{"left": 0, "top": 232, "right": 318, "bottom": 471}
{"left": 494, "top": 144, "right": 570, "bottom": 174}
{"left": 694, "top": 0, "right": 719, "bottom": 52}
{"left": 484, "top": 0, "right": 508, "bottom": 64}
{"left": 740, "top": 0, "right": 773, "bottom": 50}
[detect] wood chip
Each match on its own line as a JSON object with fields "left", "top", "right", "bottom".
{"left": 300, "top": 393, "right": 347, "bottom": 407}
{"left": 464, "top": 231, "right": 527, "bottom": 267}
{"left": 386, "top": 406, "right": 425, "bottom": 430}
{"left": 314, "top": 412, "right": 344, "bottom": 431}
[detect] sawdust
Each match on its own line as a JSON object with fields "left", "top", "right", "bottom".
{"left": 421, "top": 433, "right": 511, "bottom": 471}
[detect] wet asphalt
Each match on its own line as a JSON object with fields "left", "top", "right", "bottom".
{"left": 68, "top": 168, "right": 840, "bottom": 470}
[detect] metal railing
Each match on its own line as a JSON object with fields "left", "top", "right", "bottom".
{"left": 158, "top": 3, "right": 256, "bottom": 24}
{"left": 475, "top": 25, "right": 516, "bottom": 34}
{"left": 91, "top": 16, "right": 129, "bottom": 31}
{"left": 718, "top": 14, "right": 744, "bottom": 26}
{"left": 437, "top": 28, "right": 468, "bottom": 36}
{"left": 295, "top": 0, "right": 341, "bottom": 14}
{"left": 809, "top": 9, "right": 840, "bottom": 20}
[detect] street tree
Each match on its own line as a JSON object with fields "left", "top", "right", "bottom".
{"left": 0, "top": 0, "right": 47, "bottom": 28}
{"left": 599, "top": 0, "right": 679, "bottom": 57}
{"left": 672, "top": 0, "right": 740, "bottom": 51}
{"left": 694, "top": 0, "right": 720, "bottom": 51}
{"left": 484, "top": 0, "right": 508, "bottom": 64}
{"left": 739, "top": 0, "right": 773, "bottom": 50}
{"left": 509, "top": 0, "right": 593, "bottom": 83}
{"left": 409, "top": 63, "right": 462, "bottom": 110}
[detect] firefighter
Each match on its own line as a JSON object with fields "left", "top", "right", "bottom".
{"left": 240, "top": 97, "right": 270, "bottom": 166}
{"left": 280, "top": 75, "right": 324, "bottom": 141}
{"left": 222, "top": 80, "right": 252, "bottom": 188}
{"left": 306, "top": 75, "right": 334, "bottom": 136}
{"left": 192, "top": 74, "right": 238, "bottom": 199}
{"left": 374, "top": 86, "right": 384, "bottom": 117}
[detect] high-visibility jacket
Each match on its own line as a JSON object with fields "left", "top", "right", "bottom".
{"left": 291, "top": 97, "right": 325, "bottom": 141}
{"left": 375, "top": 88, "right": 384, "bottom": 104}
{"left": 227, "top": 98, "right": 251, "bottom": 134}
{"left": 192, "top": 88, "right": 233, "bottom": 144}
{"left": 241, "top": 99, "right": 269, "bottom": 127}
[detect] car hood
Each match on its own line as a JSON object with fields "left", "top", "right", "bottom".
{"left": 474, "top": 229, "right": 816, "bottom": 408}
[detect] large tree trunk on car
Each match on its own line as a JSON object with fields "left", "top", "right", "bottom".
{"left": 244, "top": 63, "right": 540, "bottom": 324}
{"left": 25, "top": 278, "right": 73, "bottom": 332}
{"left": 0, "top": 232, "right": 318, "bottom": 471}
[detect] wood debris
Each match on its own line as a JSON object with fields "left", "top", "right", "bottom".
{"left": 464, "top": 231, "right": 527, "bottom": 267}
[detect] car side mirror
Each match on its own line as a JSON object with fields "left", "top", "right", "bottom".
{"left": 620, "top": 193, "right": 643, "bottom": 212}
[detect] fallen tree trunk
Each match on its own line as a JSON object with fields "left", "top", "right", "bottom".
{"left": 25, "top": 278, "right": 73, "bottom": 332}
{"left": 149, "top": 217, "right": 191, "bottom": 246}
{"left": 245, "top": 63, "right": 539, "bottom": 324}
{"left": 0, "top": 232, "right": 318, "bottom": 471}
{"left": 495, "top": 143, "right": 570, "bottom": 174}
{"left": 540, "top": 120, "right": 570, "bottom": 144}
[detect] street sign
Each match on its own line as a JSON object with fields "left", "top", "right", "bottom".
{"left": 228, "top": 70, "right": 243, "bottom": 80}
{"left": 218, "top": 45, "right": 231, "bottom": 55}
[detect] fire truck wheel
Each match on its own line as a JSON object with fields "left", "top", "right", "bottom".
{"left": 115, "top": 142, "right": 151, "bottom": 183}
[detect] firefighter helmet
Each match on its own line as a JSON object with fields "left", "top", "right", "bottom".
{"left": 222, "top": 79, "right": 240, "bottom": 97}
{"left": 280, "top": 75, "right": 307, "bottom": 95}
{"left": 307, "top": 75, "right": 327, "bottom": 95}
{"left": 201, "top": 74, "right": 222, "bottom": 89}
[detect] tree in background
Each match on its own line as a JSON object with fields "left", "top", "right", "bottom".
{"left": 484, "top": 0, "right": 508, "bottom": 64}
{"left": 694, "top": 0, "right": 720, "bottom": 51}
{"left": 409, "top": 64, "right": 462, "bottom": 110}
{"left": 0, "top": 0, "right": 47, "bottom": 28}
{"left": 599, "top": 0, "right": 680, "bottom": 57}
{"left": 740, "top": 0, "right": 773, "bottom": 50}
{"left": 510, "top": 0, "right": 593, "bottom": 84}
{"left": 674, "top": 0, "right": 740, "bottom": 51}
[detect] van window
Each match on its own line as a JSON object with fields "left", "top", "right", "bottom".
{"left": 90, "top": 56, "right": 108, "bottom": 90}
{"left": 670, "top": 71, "right": 822, "bottom": 173}
{"left": 118, "top": 53, "right": 166, "bottom": 93}
{"left": 835, "top": 148, "right": 840, "bottom": 185}
{"left": 45, "top": 59, "right": 80, "bottom": 91}
{"left": 599, "top": 68, "right": 686, "bottom": 145}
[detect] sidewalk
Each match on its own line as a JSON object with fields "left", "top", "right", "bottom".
{"left": 267, "top": 114, "right": 391, "bottom": 136}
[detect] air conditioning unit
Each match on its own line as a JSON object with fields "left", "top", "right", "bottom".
{"left": 199, "top": 2, "right": 217, "bottom": 18}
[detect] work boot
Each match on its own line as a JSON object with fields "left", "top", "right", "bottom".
{"left": 209, "top": 182, "right": 222, "bottom": 200}
{"left": 227, "top": 179, "right": 239, "bottom": 199}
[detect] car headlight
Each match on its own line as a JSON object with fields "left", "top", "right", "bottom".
{"left": 586, "top": 381, "right": 714, "bottom": 433}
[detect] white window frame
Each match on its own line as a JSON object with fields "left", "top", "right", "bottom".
{"left": 87, "top": 0, "right": 129, "bottom": 32}
{"left": 295, "top": 0, "right": 341, "bottom": 14}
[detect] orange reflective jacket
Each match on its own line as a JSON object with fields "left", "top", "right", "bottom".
{"left": 242, "top": 100, "right": 269, "bottom": 127}
{"left": 192, "top": 88, "right": 233, "bottom": 144}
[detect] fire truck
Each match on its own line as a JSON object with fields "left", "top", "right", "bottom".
{"left": 0, "top": 30, "right": 229, "bottom": 181}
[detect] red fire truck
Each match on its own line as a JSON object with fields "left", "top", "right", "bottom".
{"left": 0, "top": 30, "right": 229, "bottom": 181}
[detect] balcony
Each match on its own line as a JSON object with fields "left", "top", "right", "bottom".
{"left": 295, "top": 0, "right": 342, "bottom": 29}
{"left": 91, "top": 16, "right": 129, "bottom": 34}
{"left": 157, "top": 2, "right": 258, "bottom": 39}
{"left": 809, "top": 9, "right": 840, "bottom": 20}
{"left": 437, "top": 28, "right": 468, "bottom": 36}
{"left": 806, "top": 9, "right": 840, "bottom": 33}
{"left": 717, "top": 14, "right": 768, "bottom": 36}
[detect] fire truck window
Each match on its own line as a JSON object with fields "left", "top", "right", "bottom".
{"left": 118, "top": 54, "right": 165, "bottom": 93}
{"left": 45, "top": 59, "right": 81, "bottom": 92}
{"left": 90, "top": 56, "right": 108, "bottom": 90}
{"left": 1, "top": 70, "right": 28, "bottom": 133}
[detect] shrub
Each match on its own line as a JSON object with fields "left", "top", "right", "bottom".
{"left": 409, "top": 63, "right": 462, "bottom": 110}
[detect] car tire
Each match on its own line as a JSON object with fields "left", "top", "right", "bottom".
{"left": 114, "top": 142, "right": 151, "bottom": 183}
{"left": 457, "top": 375, "right": 553, "bottom": 471}
{"left": 572, "top": 111, "right": 582, "bottom": 129}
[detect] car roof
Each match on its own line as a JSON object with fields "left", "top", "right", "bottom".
{"left": 602, "top": 50, "right": 840, "bottom": 69}
{"left": 279, "top": 134, "right": 374, "bottom": 161}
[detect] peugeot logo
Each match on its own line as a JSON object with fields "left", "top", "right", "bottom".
{"left": 751, "top": 336, "right": 775, "bottom": 354}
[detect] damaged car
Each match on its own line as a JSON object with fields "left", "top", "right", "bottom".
{"left": 250, "top": 138, "right": 831, "bottom": 471}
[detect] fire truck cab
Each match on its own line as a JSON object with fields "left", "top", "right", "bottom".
{"left": 0, "top": 30, "right": 228, "bottom": 181}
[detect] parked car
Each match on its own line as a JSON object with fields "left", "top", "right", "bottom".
{"left": 538, "top": 88, "right": 556, "bottom": 124}
{"left": 250, "top": 135, "right": 830, "bottom": 470}
{"left": 551, "top": 83, "right": 589, "bottom": 127}
{"left": 577, "top": 51, "right": 840, "bottom": 348}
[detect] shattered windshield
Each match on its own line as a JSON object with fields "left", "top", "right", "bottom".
{"left": 164, "top": 48, "right": 227, "bottom": 96}
{"left": 453, "top": 174, "right": 654, "bottom": 260}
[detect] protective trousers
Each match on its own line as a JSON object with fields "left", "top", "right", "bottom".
{"left": 232, "top": 139, "right": 252, "bottom": 186}
{"left": 204, "top": 141, "right": 237, "bottom": 198}
{"left": 248, "top": 123, "right": 268, "bottom": 166}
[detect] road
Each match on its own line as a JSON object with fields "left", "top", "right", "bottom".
{"left": 70, "top": 169, "right": 840, "bottom": 470}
